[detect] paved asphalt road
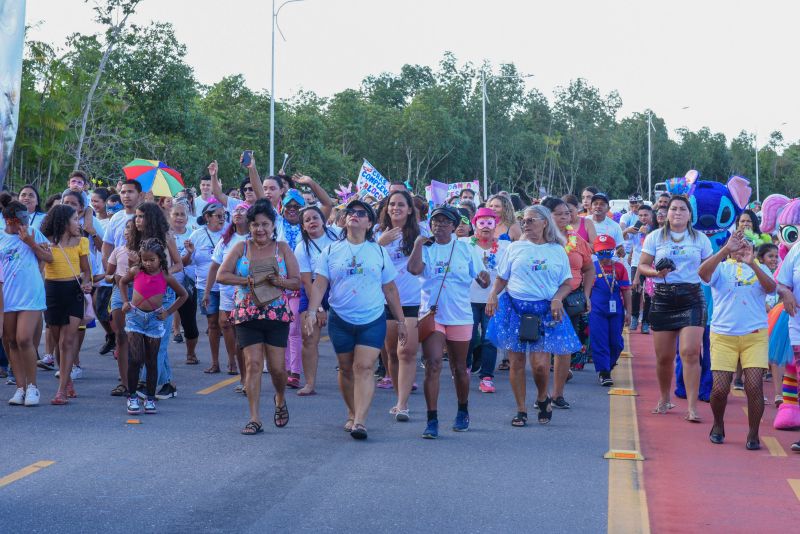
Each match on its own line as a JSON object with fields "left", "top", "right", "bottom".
{"left": 1, "top": 318, "right": 610, "bottom": 533}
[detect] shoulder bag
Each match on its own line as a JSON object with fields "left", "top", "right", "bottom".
{"left": 246, "top": 240, "right": 284, "bottom": 307}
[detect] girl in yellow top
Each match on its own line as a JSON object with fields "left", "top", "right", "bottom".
{"left": 41, "top": 204, "right": 92, "bottom": 405}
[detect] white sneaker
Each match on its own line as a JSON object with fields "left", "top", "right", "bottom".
{"left": 8, "top": 387, "right": 25, "bottom": 405}
{"left": 54, "top": 370, "right": 60, "bottom": 378}
{"left": 70, "top": 365, "right": 83, "bottom": 380}
{"left": 24, "top": 385, "right": 40, "bottom": 406}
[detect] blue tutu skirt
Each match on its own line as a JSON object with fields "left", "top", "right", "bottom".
{"left": 487, "top": 293, "right": 582, "bottom": 355}
{"left": 768, "top": 310, "right": 793, "bottom": 366}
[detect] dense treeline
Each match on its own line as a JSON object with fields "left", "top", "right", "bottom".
{"left": 10, "top": 21, "right": 799, "bottom": 200}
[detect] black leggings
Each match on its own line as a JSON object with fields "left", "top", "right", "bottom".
{"left": 630, "top": 267, "right": 651, "bottom": 321}
{"left": 176, "top": 282, "right": 199, "bottom": 340}
{"left": 127, "top": 333, "right": 160, "bottom": 398}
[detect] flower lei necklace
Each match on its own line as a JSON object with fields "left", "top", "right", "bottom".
{"left": 563, "top": 225, "right": 578, "bottom": 254}
{"left": 725, "top": 258, "right": 760, "bottom": 286}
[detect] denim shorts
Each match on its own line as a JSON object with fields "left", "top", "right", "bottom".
{"left": 125, "top": 306, "right": 166, "bottom": 339}
{"left": 111, "top": 285, "right": 133, "bottom": 312}
{"left": 197, "top": 289, "right": 220, "bottom": 316}
{"left": 219, "top": 290, "right": 235, "bottom": 313}
{"left": 298, "top": 285, "right": 330, "bottom": 314}
{"left": 328, "top": 310, "right": 387, "bottom": 354}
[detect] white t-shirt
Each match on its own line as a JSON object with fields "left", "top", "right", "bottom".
{"left": 194, "top": 196, "right": 212, "bottom": 216}
{"left": 316, "top": 240, "right": 397, "bottom": 324}
{"left": 462, "top": 237, "right": 510, "bottom": 304}
{"left": 497, "top": 241, "right": 572, "bottom": 301}
{"left": 189, "top": 226, "right": 224, "bottom": 293}
{"left": 420, "top": 236, "right": 484, "bottom": 325}
{"left": 102, "top": 210, "right": 134, "bottom": 248}
{"left": 0, "top": 227, "right": 49, "bottom": 312}
{"left": 294, "top": 228, "right": 340, "bottom": 277}
{"left": 172, "top": 227, "right": 194, "bottom": 284}
{"left": 592, "top": 217, "right": 624, "bottom": 250}
{"left": 777, "top": 245, "right": 800, "bottom": 344}
{"left": 629, "top": 227, "right": 653, "bottom": 269}
{"left": 376, "top": 225, "right": 430, "bottom": 306}
{"left": 28, "top": 211, "right": 45, "bottom": 231}
{"left": 619, "top": 211, "right": 637, "bottom": 253}
{"left": 708, "top": 261, "right": 771, "bottom": 336}
{"left": 212, "top": 232, "right": 248, "bottom": 303}
{"left": 641, "top": 230, "right": 713, "bottom": 285}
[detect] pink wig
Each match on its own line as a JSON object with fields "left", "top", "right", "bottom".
{"left": 761, "top": 194, "right": 800, "bottom": 233}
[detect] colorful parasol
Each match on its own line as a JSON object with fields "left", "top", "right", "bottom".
{"left": 123, "top": 159, "right": 185, "bottom": 196}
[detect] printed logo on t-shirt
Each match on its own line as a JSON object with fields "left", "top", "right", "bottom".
{"left": 530, "top": 259, "right": 548, "bottom": 271}
{"left": 669, "top": 245, "right": 688, "bottom": 256}
{"left": 2, "top": 246, "right": 20, "bottom": 263}
{"left": 390, "top": 249, "right": 405, "bottom": 261}
{"left": 434, "top": 260, "right": 451, "bottom": 275}
{"left": 346, "top": 261, "right": 365, "bottom": 276}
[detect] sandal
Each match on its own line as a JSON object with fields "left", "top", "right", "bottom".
{"left": 498, "top": 360, "right": 510, "bottom": 371}
{"left": 685, "top": 411, "right": 702, "bottom": 423}
{"left": 110, "top": 384, "right": 128, "bottom": 397}
{"left": 227, "top": 364, "right": 238, "bottom": 375}
{"left": 651, "top": 401, "right": 676, "bottom": 414}
{"left": 350, "top": 424, "right": 368, "bottom": 440}
{"left": 296, "top": 386, "right": 316, "bottom": 396}
{"left": 536, "top": 397, "right": 552, "bottom": 424}
{"left": 51, "top": 392, "right": 68, "bottom": 405}
{"left": 241, "top": 421, "right": 263, "bottom": 435}
{"left": 185, "top": 355, "right": 199, "bottom": 365}
{"left": 511, "top": 411, "right": 528, "bottom": 427}
{"left": 273, "top": 395, "right": 289, "bottom": 428}
{"left": 204, "top": 365, "right": 220, "bottom": 374}
{"left": 66, "top": 382, "right": 77, "bottom": 399}
{"left": 344, "top": 418, "right": 354, "bottom": 432}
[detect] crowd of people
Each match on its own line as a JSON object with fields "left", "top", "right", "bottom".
{"left": 1, "top": 161, "right": 799, "bottom": 451}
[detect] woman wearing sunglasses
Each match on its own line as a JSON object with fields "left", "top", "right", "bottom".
{"left": 486, "top": 205, "right": 581, "bottom": 426}
{"left": 305, "top": 199, "right": 407, "bottom": 440}
{"left": 376, "top": 190, "right": 427, "bottom": 421}
{"left": 462, "top": 207, "right": 510, "bottom": 395}
{"left": 408, "top": 205, "right": 490, "bottom": 438}
{"left": 188, "top": 202, "right": 227, "bottom": 374}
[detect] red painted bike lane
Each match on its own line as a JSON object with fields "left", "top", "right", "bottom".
{"left": 629, "top": 332, "right": 800, "bottom": 533}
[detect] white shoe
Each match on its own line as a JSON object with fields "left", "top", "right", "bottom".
{"left": 54, "top": 370, "right": 60, "bottom": 378}
{"left": 24, "top": 385, "right": 40, "bottom": 406}
{"left": 8, "top": 387, "right": 25, "bottom": 405}
{"left": 70, "top": 365, "right": 83, "bottom": 380}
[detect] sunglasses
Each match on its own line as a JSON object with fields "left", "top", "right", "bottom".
{"left": 520, "top": 217, "right": 545, "bottom": 226}
{"left": 346, "top": 208, "right": 369, "bottom": 218}
{"left": 243, "top": 186, "right": 254, "bottom": 192}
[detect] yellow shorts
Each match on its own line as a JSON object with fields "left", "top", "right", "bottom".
{"left": 710, "top": 330, "right": 768, "bottom": 372}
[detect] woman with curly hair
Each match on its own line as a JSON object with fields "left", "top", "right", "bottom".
{"left": 487, "top": 194, "right": 522, "bottom": 242}
{"left": 128, "top": 201, "right": 183, "bottom": 400}
{"left": 41, "top": 204, "right": 92, "bottom": 404}
{"left": 376, "top": 190, "right": 427, "bottom": 420}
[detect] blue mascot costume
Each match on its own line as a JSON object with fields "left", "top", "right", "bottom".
{"left": 667, "top": 171, "right": 753, "bottom": 402}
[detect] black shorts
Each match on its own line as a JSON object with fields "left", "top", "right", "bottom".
{"left": 94, "top": 286, "right": 113, "bottom": 322}
{"left": 45, "top": 280, "right": 84, "bottom": 326}
{"left": 235, "top": 319, "right": 290, "bottom": 349}
{"left": 384, "top": 305, "right": 420, "bottom": 321}
{"left": 649, "top": 283, "right": 707, "bottom": 332}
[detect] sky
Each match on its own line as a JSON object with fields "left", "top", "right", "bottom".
{"left": 25, "top": 0, "right": 800, "bottom": 147}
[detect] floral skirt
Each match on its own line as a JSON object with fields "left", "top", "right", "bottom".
{"left": 487, "top": 293, "right": 581, "bottom": 355}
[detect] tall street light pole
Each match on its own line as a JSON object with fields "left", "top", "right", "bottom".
{"left": 481, "top": 71, "right": 533, "bottom": 200}
{"left": 647, "top": 111, "right": 652, "bottom": 202}
{"left": 270, "top": 0, "right": 304, "bottom": 177}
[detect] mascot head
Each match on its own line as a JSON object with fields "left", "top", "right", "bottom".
{"left": 666, "top": 171, "right": 751, "bottom": 251}
{"left": 761, "top": 194, "right": 800, "bottom": 258}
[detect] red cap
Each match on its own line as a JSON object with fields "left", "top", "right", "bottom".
{"left": 594, "top": 234, "right": 616, "bottom": 251}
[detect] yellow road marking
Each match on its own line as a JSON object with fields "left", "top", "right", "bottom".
{"left": 197, "top": 376, "right": 240, "bottom": 395}
{"left": 788, "top": 479, "right": 800, "bottom": 501}
{"left": 320, "top": 335, "right": 329, "bottom": 342}
{"left": 608, "top": 388, "right": 638, "bottom": 396}
{"left": 762, "top": 436, "right": 787, "bottom": 457}
{"left": 0, "top": 461, "right": 55, "bottom": 489}
{"left": 731, "top": 389, "right": 744, "bottom": 397}
{"left": 607, "top": 354, "right": 650, "bottom": 533}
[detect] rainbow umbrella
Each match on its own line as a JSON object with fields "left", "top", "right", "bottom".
{"left": 123, "top": 159, "right": 185, "bottom": 196}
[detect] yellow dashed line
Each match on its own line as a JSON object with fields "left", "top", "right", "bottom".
{"left": 196, "top": 376, "right": 240, "bottom": 395}
{"left": 762, "top": 437, "right": 787, "bottom": 457}
{"left": 0, "top": 461, "right": 55, "bottom": 489}
{"left": 788, "top": 479, "right": 800, "bottom": 501}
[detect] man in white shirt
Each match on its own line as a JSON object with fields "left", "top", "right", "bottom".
{"left": 590, "top": 193, "right": 624, "bottom": 255}
{"left": 619, "top": 194, "right": 643, "bottom": 254}
{"left": 193, "top": 175, "right": 213, "bottom": 215}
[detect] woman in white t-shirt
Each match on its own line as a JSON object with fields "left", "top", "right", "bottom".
{"left": 486, "top": 205, "right": 580, "bottom": 427}
{"left": 408, "top": 205, "right": 489, "bottom": 438}
{"left": 170, "top": 201, "right": 200, "bottom": 365}
{"left": 699, "top": 232, "right": 776, "bottom": 450}
{"left": 638, "top": 195, "right": 713, "bottom": 421}
{"left": 305, "top": 199, "right": 407, "bottom": 440}
{"left": 376, "top": 190, "right": 427, "bottom": 421}
{"left": 294, "top": 205, "right": 339, "bottom": 396}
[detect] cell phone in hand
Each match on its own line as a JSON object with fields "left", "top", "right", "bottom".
{"left": 633, "top": 220, "right": 644, "bottom": 230}
{"left": 241, "top": 150, "right": 253, "bottom": 167}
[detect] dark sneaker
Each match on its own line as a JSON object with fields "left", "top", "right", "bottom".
{"left": 422, "top": 419, "right": 439, "bottom": 439}
{"left": 144, "top": 399, "right": 157, "bottom": 414}
{"left": 552, "top": 396, "right": 571, "bottom": 409}
{"left": 452, "top": 410, "right": 470, "bottom": 432}
{"left": 173, "top": 333, "right": 184, "bottom": 344}
{"left": 641, "top": 323, "right": 650, "bottom": 334}
{"left": 599, "top": 372, "right": 614, "bottom": 387}
{"left": 99, "top": 335, "right": 116, "bottom": 355}
{"left": 791, "top": 441, "right": 800, "bottom": 452}
{"left": 155, "top": 383, "right": 177, "bottom": 400}
{"left": 732, "top": 379, "right": 744, "bottom": 391}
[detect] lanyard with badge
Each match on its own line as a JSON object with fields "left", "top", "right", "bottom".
{"left": 600, "top": 263, "right": 618, "bottom": 313}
